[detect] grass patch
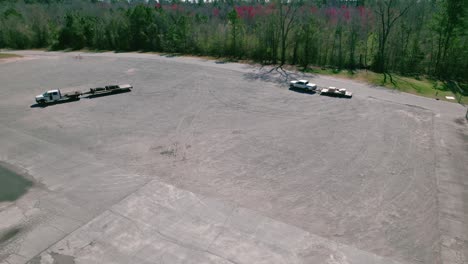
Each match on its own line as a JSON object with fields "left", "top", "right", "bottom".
{"left": 306, "top": 67, "right": 468, "bottom": 104}
{"left": 0, "top": 164, "right": 33, "bottom": 202}
{"left": 0, "top": 53, "right": 21, "bottom": 59}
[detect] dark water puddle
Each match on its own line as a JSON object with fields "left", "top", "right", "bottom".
{"left": 0, "top": 227, "right": 21, "bottom": 244}
{"left": 0, "top": 162, "right": 33, "bottom": 202}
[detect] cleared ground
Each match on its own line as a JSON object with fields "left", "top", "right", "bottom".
{"left": 0, "top": 51, "right": 466, "bottom": 264}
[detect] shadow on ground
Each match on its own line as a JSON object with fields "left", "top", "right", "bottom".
{"left": 0, "top": 228, "right": 21, "bottom": 245}
{"left": 0, "top": 163, "right": 33, "bottom": 202}
{"left": 84, "top": 89, "right": 131, "bottom": 99}
{"left": 30, "top": 98, "right": 80, "bottom": 108}
{"left": 319, "top": 94, "right": 352, "bottom": 99}
{"left": 244, "top": 66, "right": 317, "bottom": 85}
{"left": 159, "top": 53, "right": 179, "bottom": 58}
{"left": 288, "top": 87, "right": 317, "bottom": 95}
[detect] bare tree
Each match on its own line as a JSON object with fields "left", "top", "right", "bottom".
{"left": 373, "top": 0, "right": 410, "bottom": 82}
{"left": 276, "top": 0, "right": 302, "bottom": 66}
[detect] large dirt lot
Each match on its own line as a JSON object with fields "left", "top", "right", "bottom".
{"left": 0, "top": 51, "right": 466, "bottom": 264}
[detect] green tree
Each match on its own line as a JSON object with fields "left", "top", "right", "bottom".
{"left": 433, "top": 0, "right": 466, "bottom": 79}
{"left": 128, "top": 5, "right": 155, "bottom": 50}
{"left": 227, "top": 8, "right": 242, "bottom": 58}
{"left": 373, "top": 0, "right": 410, "bottom": 81}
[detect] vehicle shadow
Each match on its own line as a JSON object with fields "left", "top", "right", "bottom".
{"left": 318, "top": 94, "right": 352, "bottom": 99}
{"left": 289, "top": 87, "right": 317, "bottom": 95}
{"left": 84, "top": 89, "right": 131, "bottom": 99}
{"left": 30, "top": 98, "right": 80, "bottom": 108}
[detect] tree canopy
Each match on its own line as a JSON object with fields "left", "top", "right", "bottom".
{"left": 0, "top": 0, "right": 466, "bottom": 81}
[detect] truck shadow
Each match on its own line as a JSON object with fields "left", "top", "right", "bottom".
{"left": 30, "top": 98, "right": 80, "bottom": 108}
{"left": 318, "top": 94, "right": 352, "bottom": 99}
{"left": 289, "top": 87, "right": 317, "bottom": 95}
{"left": 84, "top": 89, "right": 131, "bottom": 99}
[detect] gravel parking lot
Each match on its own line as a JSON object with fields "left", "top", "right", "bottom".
{"left": 0, "top": 51, "right": 466, "bottom": 264}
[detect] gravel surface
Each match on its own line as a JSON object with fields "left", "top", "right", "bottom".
{"left": 0, "top": 51, "right": 466, "bottom": 264}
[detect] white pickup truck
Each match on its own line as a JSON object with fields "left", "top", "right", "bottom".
{"left": 35, "top": 90, "right": 81, "bottom": 105}
{"left": 289, "top": 80, "right": 317, "bottom": 92}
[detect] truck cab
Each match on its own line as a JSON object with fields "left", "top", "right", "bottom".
{"left": 35, "top": 90, "right": 62, "bottom": 104}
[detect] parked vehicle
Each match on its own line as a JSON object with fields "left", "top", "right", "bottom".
{"left": 35, "top": 84, "right": 133, "bottom": 105}
{"left": 318, "top": 87, "right": 353, "bottom": 98}
{"left": 35, "top": 90, "right": 81, "bottom": 105}
{"left": 289, "top": 80, "right": 317, "bottom": 92}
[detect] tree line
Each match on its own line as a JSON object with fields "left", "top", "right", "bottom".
{"left": 0, "top": 0, "right": 466, "bottom": 81}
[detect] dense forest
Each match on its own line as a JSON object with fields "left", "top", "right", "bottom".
{"left": 0, "top": 0, "right": 466, "bottom": 81}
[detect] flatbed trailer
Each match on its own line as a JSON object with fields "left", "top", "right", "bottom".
{"left": 86, "top": 84, "right": 133, "bottom": 95}
{"left": 318, "top": 86, "right": 353, "bottom": 98}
